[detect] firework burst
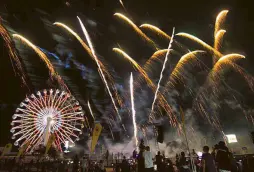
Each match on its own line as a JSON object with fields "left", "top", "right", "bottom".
{"left": 13, "top": 34, "right": 70, "bottom": 92}
{"left": 0, "top": 20, "right": 29, "bottom": 90}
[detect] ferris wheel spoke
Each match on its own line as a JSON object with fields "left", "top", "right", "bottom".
{"left": 12, "top": 123, "right": 35, "bottom": 129}
{"left": 58, "top": 104, "right": 73, "bottom": 113}
{"left": 60, "top": 112, "right": 83, "bottom": 118}
{"left": 50, "top": 90, "right": 58, "bottom": 108}
{"left": 61, "top": 109, "right": 82, "bottom": 116}
{"left": 55, "top": 95, "right": 68, "bottom": 110}
{"left": 60, "top": 127, "right": 78, "bottom": 138}
{"left": 57, "top": 128, "right": 74, "bottom": 143}
{"left": 30, "top": 136, "right": 44, "bottom": 152}
{"left": 53, "top": 134, "right": 62, "bottom": 152}
{"left": 32, "top": 94, "right": 45, "bottom": 109}
{"left": 53, "top": 94, "right": 65, "bottom": 109}
{"left": 61, "top": 118, "right": 83, "bottom": 122}
{"left": 14, "top": 125, "right": 39, "bottom": 136}
{"left": 13, "top": 114, "right": 25, "bottom": 118}
{"left": 16, "top": 129, "right": 37, "bottom": 142}
{"left": 38, "top": 94, "right": 46, "bottom": 107}
{"left": 58, "top": 124, "right": 79, "bottom": 138}
{"left": 12, "top": 118, "right": 31, "bottom": 123}
{"left": 60, "top": 122, "right": 81, "bottom": 132}
{"left": 33, "top": 96, "right": 45, "bottom": 110}
{"left": 29, "top": 129, "right": 44, "bottom": 146}
{"left": 24, "top": 104, "right": 44, "bottom": 117}
{"left": 18, "top": 108, "right": 37, "bottom": 117}
{"left": 23, "top": 130, "right": 41, "bottom": 146}
{"left": 26, "top": 99, "right": 42, "bottom": 111}
{"left": 55, "top": 131, "right": 71, "bottom": 146}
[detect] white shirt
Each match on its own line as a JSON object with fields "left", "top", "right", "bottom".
{"left": 143, "top": 151, "right": 153, "bottom": 168}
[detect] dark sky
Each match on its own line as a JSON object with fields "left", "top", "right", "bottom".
{"left": 0, "top": 0, "right": 253, "bottom": 146}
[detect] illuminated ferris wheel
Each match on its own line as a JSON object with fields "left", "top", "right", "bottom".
{"left": 10, "top": 89, "right": 85, "bottom": 152}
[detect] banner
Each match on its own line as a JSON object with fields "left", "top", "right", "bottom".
{"left": 17, "top": 142, "right": 29, "bottom": 157}
{"left": 1, "top": 143, "right": 12, "bottom": 157}
{"left": 91, "top": 123, "right": 102, "bottom": 152}
{"left": 45, "top": 134, "right": 55, "bottom": 155}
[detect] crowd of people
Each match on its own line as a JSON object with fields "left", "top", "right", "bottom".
{"left": 1, "top": 140, "right": 254, "bottom": 172}
{"left": 135, "top": 140, "right": 254, "bottom": 172}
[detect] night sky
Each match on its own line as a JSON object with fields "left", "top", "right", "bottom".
{"left": 0, "top": 0, "right": 254, "bottom": 148}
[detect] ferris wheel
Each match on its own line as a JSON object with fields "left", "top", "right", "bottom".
{"left": 10, "top": 89, "right": 85, "bottom": 152}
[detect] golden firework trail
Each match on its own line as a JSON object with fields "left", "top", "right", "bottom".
{"left": 213, "top": 29, "right": 226, "bottom": 63}
{"left": 214, "top": 30, "right": 226, "bottom": 51}
{"left": 55, "top": 21, "right": 123, "bottom": 107}
{"left": 214, "top": 10, "right": 229, "bottom": 36}
{"left": 140, "top": 24, "right": 171, "bottom": 40}
{"left": 0, "top": 20, "right": 29, "bottom": 90}
{"left": 113, "top": 47, "right": 154, "bottom": 90}
{"left": 143, "top": 49, "right": 167, "bottom": 72}
{"left": 176, "top": 32, "right": 222, "bottom": 57}
{"left": 217, "top": 53, "right": 245, "bottom": 63}
{"left": 140, "top": 23, "right": 188, "bottom": 52}
{"left": 130, "top": 73, "right": 138, "bottom": 147}
{"left": 113, "top": 47, "right": 177, "bottom": 125}
{"left": 114, "top": 13, "right": 158, "bottom": 49}
{"left": 13, "top": 34, "right": 69, "bottom": 92}
{"left": 211, "top": 53, "right": 246, "bottom": 90}
{"left": 54, "top": 22, "right": 120, "bottom": 86}
{"left": 87, "top": 101, "right": 95, "bottom": 120}
{"left": 193, "top": 53, "right": 245, "bottom": 124}
{"left": 150, "top": 28, "right": 175, "bottom": 119}
{"left": 167, "top": 50, "right": 205, "bottom": 88}
{"left": 143, "top": 49, "right": 180, "bottom": 74}
{"left": 54, "top": 22, "right": 93, "bottom": 57}
{"left": 77, "top": 17, "right": 122, "bottom": 122}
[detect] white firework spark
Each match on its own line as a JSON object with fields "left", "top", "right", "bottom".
{"left": 87, "top": 100, "right": 95, "bottom": 120}
{"left": 77, "top": 16, "right": 122, "bottom": 122}
{"left": 150, "top": 27, "right": 175, "bottom": 120}
{"left": 130, "top": 73, "right": 138, "bottom": 147}
{"left": 11, "top": 89, "right": 85, "bottom": 152}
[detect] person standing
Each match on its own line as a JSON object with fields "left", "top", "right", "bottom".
{"left": 73, "top": 155, "right": 79, "bottom": 172}
{"left": 121, "top": 156, "right": 130, "bottom": 172}
{"left": 155, "top": 151, "right": 163, "bottom": 172}
{"left": 179, "top": 152, "right": 189, "bottom": 172}
{"left": 143, "top": 146, "right": 154, "bottom": 172}
{"left": 215, "top": 141, "right": 231, "bottom": 172}
{"left": 138, "top": 139, "right": 145, "bottom": 172}
{"left": 200, "top": 146, "right": 216, "bottom": 172}
{"left": 81, "top": 157, "right": 87, "bottom": 172}
{"left": 98, "top": 160, "right": 105, "bottom": 172}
